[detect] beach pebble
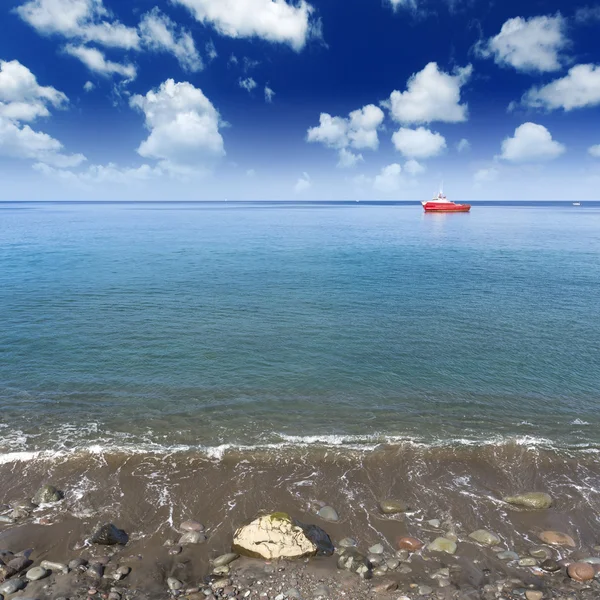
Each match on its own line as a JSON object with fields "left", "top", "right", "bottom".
{"left": 26, "top": 566, "right": 48, "bottom": 581}
{"left": 378, "top": 499, "right": 409, "bottom": 514}
{"left": 0, "top": 579, "right": 26, "bottom": 595}
{"left": 538, "top": 531, "right": 576, "bottom": 547}
{"left": 397, "top": 537, "right": 423, "bottom": 551}
{"left": 107, "top": 593, "right": 121, "bottom": 600}
{"left": 372, "top": 579, "right": 398, "bottom": 593}
{"left": 40, "top": 560, "right": 68, "bottom": 573}
{"left": 212, "top": 553, "right": 239, "bottom": 567}
{"left": 179, "top": 531, "right": 207, "bottom": 545}
{"left": 386, "top": 558, "right": 400, "bottom": 570}
{"left": 337, "top": 538, "right": 356, "bottom": 549}
{"left": 284, "top": 589, "right": 302, "bottom": 599}
{"left": 212, "top": 565, "right": 230, "bottom": 576}
{"left": 418, "top": 584, "right": 433, "bottom": 595}
{"left": 427, "top": 519, "right": 441, "bottom": 528}
{"left": 581, "top": 557, "right": 600, "bottom": 564}
{"left": 113, "top": 566, "right": 131, "bottom": 580}
{"left": 503, "top": 493, "right": 553, "bottom": 510}
{"left": 211, "top": 579, "right": 232, "bottom": 591}
{"left": 428, "top": 537, "right": 457, "bottom": 554}
{"left": 540, "top": 559, "right": 561, "bottom": 572}
{"left": 372, "top": 566, "right": 388, "bottom": 576}
{"left": 91, "top": 523, "right": 129, "bottom": 545}
{"left": 529, "top": 546, "right": 553, "bottom": 560}
{"left": 367, "top": 553, "right": 383, "bottom": 566}
{"left": 0, "top": 516, "right": 15, "bottom": 524}
{"left": 68, "top": 558, "right": 88, "bottom": 570}
{"left": 497, "top": 551, "right": 519, "bottom": 561}
{"left": 567, "top": 562, "right": 595, "bottom": 581}
{"left": 525, "top": 592, "right": 543, "bottom": 600}
{"left": 518, "top": 558, "right": 538, "bottom": 567}
{"left": 168, "top": 545, "right": 182, "bottom": 555}
{"left": 180, "top": 520, "right": 204, "bottom": 533}
{"left": 86, "top": 563, "right": 104, "bottom": 579}
{"left": 313, "top": 584, "right": 329, "bottom": 598}
{"left": 368, "top": 543, "right": 384, "bottom": 554}
{"left": 469, "top": 530, "right": 501, "bottom": 546}
{"left": 33, "top": 484, "right": 63, "bottom": 504}
{"left": 395, "top": 549, "right": 410, "bottom": 561}
{"left": 317, "top": 506, "right": 338, "bottom": 522}
{"left": 167, "top": 577, "right": 183, "bottom": 591}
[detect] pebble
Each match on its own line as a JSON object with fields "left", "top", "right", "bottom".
{"left": 567, "top": 562, "right": 595, "bottom": 582}
{"left": 540, "top": 559, "right": 561, "bottom": 572}
{"left": 428, "top": 537, "right": 457, "bottom": 554}
{"left": 212, "top": 565, "right": 230, "bottom": 576}
{"left": 529, "top": 546, "right": 553, "bottom": 560}
{"left": 180, "top": 520, "right": 205, "bottom": 532}
{"left": 525, "top": 592, "right": 543, "bottom": 600}
{"left": 337, "top": 538, "right": 357, "bottom": 548}
{"left": 26, "top": 566, "right": 48, "bottom": 581}
{"left": 469, "top": 530, "right": 501, "bottom": 546}
{"left": 538, "top": 531, "right": 576, "bottom": 547}
{"left": 69, "top": 558, "right": 88, "bottom": 569}
{"left": 372, "top": 566, "right": 388, "bottom": 576}
{"left": 313, "top": 584, "right": 329, "bottom": 598}
{"left": 40, "top": 560, "right": 68, "bottom": 573}
{"left": 367, "top": 553, "right": 383, "bottom": 565}
{"left": 386, "top": 558, "right": 400, "bottom": 570}
{"left": 32, "top": 484, "right": 63, "bottom": 504}
{"left": 428, "top": 519, "right": 441, "bottom": 528}
{"left": 168, "top": 545, "right": 182, "bottom": 555}
{"left": 372, "top": 579, "right": 398, "bottom": 592}
{"left": 317, "top": 506, "right": 338, "bottom": 522}
{"left": 503, "top": 492, "right": 553, "bottom": 510}
{"left": 91, "top": 523, "right": 129, "bottom": 546}
{"left": 0, "top": 579, "right": 26, "bottom": 594}
{"left": 518, "top": 558, "right": 538, "bottom": 567}
{"left": 581, "top": 557, "right": 600, "bottom": 564}
{"left": 179, "top": 531, "right": 207, "bottom": 545}
{"left": 0, "top": 516, "right": 15, "bottom": 524}
{"left": 113, "top": 566, "right": 131, "bottom": 580}
{"left": 107, "top": 593, "right": 121, "bottom": 600}
{"left": 397, "top": 536, "right": 423, "bottom": 551}
{"left": 168, "top": 577, "right": 183, "bottom": 590}
{"left": 368, "top": 543, "right": 384, "bottom": 554}
{"left": 285, "top": 589, "right": 302, "bottom": 599}
{"left": 86, "top": 563, "right": 104, "bottom": 579}
{"left": 378, "top": 499, "right": 409, "bottom": 514}
{"left": 395, "top": 549, "right": 409, "bottom": 560}
{"left": 497, "top": 551, "right": 519, "bottom": 561}
{"left": 418, "top": 584, "right": 433, "bottom": 595}
{"left": 212, "top": 553, "right": 239, "bottom": 567}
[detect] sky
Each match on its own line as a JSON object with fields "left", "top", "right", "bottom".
{"left": 1, "top": 0, "right": 600, "bottom": 201}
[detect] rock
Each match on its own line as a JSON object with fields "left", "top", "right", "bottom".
{"left": 91, "top": 523, "right": 129, "bottom": 545}
{"left": 40, "top": 560, "right": 68, "bottom": 574}
{"left": 168, "top": 545, "right": 182, "bottom": 555}
{"left": 26, "top": 566, "right": 48, "bottom": 581}
{"left": 372, "top": 566, "right": 388, "bottom": 576}
{"left": 108, "top": 593, "right": 121, "bottom": 600}
{"left": 285, "top": 589, "right": 302, "bottom": 599}
{"left": 525, "top": 592, "right": 543, "bottom": 600}
{"left": 567, "top": 562, "right": 595, "bottom": 582}
{"left": 395, "top": 549, "right": 409, "bottom": 561}
{"left": 337, "top": 548, "right": 367, "bottom": 572}
{"left": 497, "top": 551, "right": 519, "bottom": 561}
{"left": 232, "top": 513, "right": 333, "bottom": 560}
{"left": 167, "top": 577, "right": 183, "bottom": 591}
{"left": 0, "top": 579, "right": 26, "bottom": 595}
{"left": 86, "top": 563, "right": 104, "bottom": 579}
{"left": 427, "top": 519, "right": 441, "bottom": 528}
{"left": 397, "top": 537, "right": 423, "bottom": 551}
{"left": 368, "top": 543, "right": 384, "bottom": 554}
{"left": 379, "top": 499, "right": 409, "bottom": 514}
{"left": 68, "top": 558, "right": 87, "bottom": 570}
{"left": 503, "top": 493, "right": 552, "bottom": 510}
{"left": 32, "top": 484, "right": 63, "bottom": 504}
{"left": 313, "top": 584, "right": 329, "bottom": 598}
{"left": 179, "top": 531, "right": 207, "bottom": 545}
{"left": 529, "top": 546, "right": 553, "bottom": 560}
{"left": 538, "top": 531, "right": 576, "bottom": 547}
{"left": 317, "top": 506, "right": 338, "bottom": 522}
{"left": 112, "top": 566, "right": 131, "bottom": 581}
{"left": 180, "top": 520, "right": 204, "bottom": 532}
{"left": 468, "top": 530, "right": 500, "bottom": 546}
{"left": 418, "top": 585, "right": 433, "bottom": 595}
{"left": 518, "top": 558, "right": 538, "bottom": 567}
{"left": 428, "top": 537, "right": 457, "bottom": 554}
{"left": 0, "top": 516, "right": 15, "bottom": 524}
{"left": 212, "top": 566, "right": 230, "bottom": 576}
{"left": 337, "top": 538, "right": 357, "bottom": 549}
{"left": 540, "top": 559, "right": 561, "bottom": 572}
{"left": 212, "top": 553, "right": 239, "bottom": 567}
{"left": 386, "top": 558, "right": 400, "bottom": 570}
{"left": 582, "top": 557, "right": 600, "bottom": 564}
{"left": 372, "top": 579, "right": 398, "bottom": 593}
{"left": 367, "top": 553, "right": 383, "bottom": 566}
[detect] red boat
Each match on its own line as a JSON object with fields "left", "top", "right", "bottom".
{"left": 422, "top": 192, "right": 471, "bottom": 213}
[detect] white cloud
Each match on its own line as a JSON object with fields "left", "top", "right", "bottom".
{"left": 294, "top": 171, "right": 311, "bottom": 193}
{"left": 392, "top": 127, "right": 446, "bottom": 159}
{"left": 306, "top": 105, "right": 385, "bottom": 162}
{"left": 35, "top": 161, "right": 160, "bottom": 184}
{"left": 0, "top": 116, "right": 85, "bottom": 168}
{"left": 575, "top": 6, "right": 600, "bottom": 23}
{"left": 265, "top": 85, "right": 275, "bottom": 103}
{"left": 0, "top": 59, "right": 68, "bottom": 122}
{"left": 374, "top": 163, "right": 402, "bottom": 193}
{"left": 239, "top": 77, "right": 257, "bottom": 93}
{"left": 64, "top": 44, "right": 136, "bottom": 79}
{"left": 456, "top": 138, "right": 470, "bottom": 152}
{"left": 83, "top": 80, "right": 95, "bottom": 92}
{"left": 473, "top": 167, "right": 499, "bottom": 183}
{"left": 385, "top": 0, "right": 417, "bottom": 10}
{"left": 588, "top": 145, "right": 600, "bottom": 158}
{"left": 337, "top": 148, "right": 364, "bottom": 169}
{"left": 476, "top": 15, "right": 567, "bottom": 73}
{"left": 521, "top": 64, "right": 600, "bottom": 111}
{"left": 206, "top": 40, "right": 217, "bottom": 62}
{"left": 404, "top": 159, "right": 425, "bottom": 175}
{"left": 16, "top": 0, "right": 140, "bottom": 49}
{"left": 386, "top": 62, "right": 472, "bottom": 124}
{"left": 172, "top": 0, "right": 317, "bottom": 51}
{"left": 129, "top": 79, "right": 225, "bottom": 176}
{"left": 139, "top": 8, "right": 202, "bottom": 72}
{"left": 499, "top": 122, "right": 565, "bottom": 162}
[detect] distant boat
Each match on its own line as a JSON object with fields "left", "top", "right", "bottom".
{"left": 422, "top": 191, "right": 471, "bottom": 213}
{"left": 573, "top": 202, "right": 581, "bottom": 206}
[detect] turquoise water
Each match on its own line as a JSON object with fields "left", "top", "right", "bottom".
{"left": 1, "top": 202, "right": 600, "bottom": 455}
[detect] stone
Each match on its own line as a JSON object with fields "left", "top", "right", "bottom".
{"left": 337, "top": 538, "right": 356, "bottom": 548}
{"left": 212, "top": 553, "right": 239, "bottom": 567}
{"left": 372, "top": 566, "right": 388, "bottom": 576}
{"left": 518, "top": 558, "right": 538, "bottom": 567}
{"left": 86, "top": 563, "right": 104, "bottom": 579}
{"left": 428, "top": 537, "right": 457, "bottom": 554}
{"left": 372, "top": 579, "right": 398, "bottom": 593}
{"left": 386, "top": 558, "right": 400, "bottom": 570}
{"left": 469, "top": 530, "right": 501, "bottom": 546}
{"left": 428, "top": 519, "right": 441, "bottom": 528}
{"left": 168, "top": 545, "right": 182, "bottom": 555}
{"left": 168, "top": 577, "right": 183, "bottom": 590}
{"left": 337, "top": 548, "right": 367, "bottom": 572}
{"left": 503, "top": 492, "right": 552, "bottom": 510}
{"left": 68, "top": 558, "right": 87, "bottom": 570}
{"left": 567, "top": 562, "right": 595, "bottom": 582}
{"left": 418, "top": 584, "right": 433, "bottom": 595}
{"left": 179, "top": 531, "right": 207, "bottom": 545}
{"left": 7, "top": 555, "right": 32, "bottom": 574}
{"left": 32, "top": 485, "right": 63, "bottom": 504}
{"left": 0, "top": 516, "right": 15, "bottom": 524}
{"left": 26, "top": 566, "right": 48, "bottom": 581}
{"left": 40, "top": 560, "right": 68, "bottom": 573}
{"left": 525, "top": 592, "right": 543, "bottom": 600}
{"left": 180, "top": 520, "right": 204, "bottom": 532}
{"left": 581, "top": 556, "right": 600, "bottom": 564}
{"left": 0, "top": 579, "right": 26, "bottom": 595}
{"left": 313, "top": 584, "right": 329, "bottom": 598}
{"left": 379, "top": 499, "right": 409, "bottom": 514}
{"left": 367, "top": 553, "right": 383, "bottom": 566}
{"left": 232, "top": 513, "right": 333, "bottom": 560}
{"left": 397, "top": 537, "right": 423, "bottom": 551}
{"left": 497, "top": 551, "right": 519, "bottom": 561}
{"left": 91, "top": 523, "right": 129, "bottom": 545}
{"left": 212, "top": 566, "right": 230, "bottom": 576}
{"left": 317, "top": 506, "right": 338, "bottom": 522}
{"left": 285, "top": 589, "right": 302, "bottom": 599}
{"left": 395, "top": 549, "right": 409, "bottom": 560}
{"left": 368, "top": 543, "right": 384, "bottom": 554}
{"left": 540, "top": 559, "right": 561, "bottom": 572}
{"left": 538, "top": 531, "right": 576, "bottom": 547}
{"left": 529, "top": 546, "right": 553, "bottom": 560}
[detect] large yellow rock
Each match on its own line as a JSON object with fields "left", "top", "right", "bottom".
{"left": 232, "top": 513, "right": 331, "bottom": 560}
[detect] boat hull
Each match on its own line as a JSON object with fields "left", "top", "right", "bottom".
{"left": 423, "top": 204, "right": 471, "bottom": 213}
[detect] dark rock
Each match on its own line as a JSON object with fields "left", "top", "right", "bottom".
{"left": 32, "top": 485, "right": 63, "bottom": 504}
{"left": 68, "top": 558, "right": 88, "bottom": 570}
{"left": 0, "top": 579, "right": 26, "bottom": 595}
{"left": 91, "top": 523, "right": 129, "bottom": 545}
{"left": 295, "top": 521, "right": 334, "bottom": 556}
{"left": 7, "top": 555, "right": 33, "bottom": 574}
{"left": 86, "top": 563, "right": 104, "bottom": 579}
{"left": 541, "top": 559, "right": 561, "bottom": 573}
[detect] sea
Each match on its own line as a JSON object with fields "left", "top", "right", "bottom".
{"left": 1, "top": 201, "right": 600, "bottom": 550}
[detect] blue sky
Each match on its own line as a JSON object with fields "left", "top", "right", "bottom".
{"left": 1, "top": 0, "right": 600, "bottom": 200}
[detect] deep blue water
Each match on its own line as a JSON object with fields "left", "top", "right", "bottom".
{"left": 1, "top": 202, "right": 599, "bottom": 455}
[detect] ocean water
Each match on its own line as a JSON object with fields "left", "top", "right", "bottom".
{"left": 1, "top": 201, "right": 600, "bottom": 458}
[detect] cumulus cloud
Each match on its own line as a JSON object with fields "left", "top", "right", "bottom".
{"left": 475, "top": 15, "right": 567, "bottom": 73}
{"left": 239, "top": 77, "right": 257, "bottom": 93}
{"left": 521, "top": 64, "right": 600, "bottom": 111}
{"left": 139, "top": 8, "right": 202, "bottom": 72}
{"left": 0, "top": 59, "right": 68, "bottom": 122}
{"left": 588, "top": 145, "right": 600, "bottom": 158}
{"left": 35, "top": 161, "right": 160, "bottom": 184}
{"left": 385, "top": 62, "right": 472, "bottom": 125}
{"left": 294, "top": 172, "right": 311, "bottom": 193}
{"left": 264, "top": 85, "right": 275, "bottom": 103}
{"left": 16, "top": 0, "right": 140, "bottom": 49}
{"left": 499, "top": 123, "right": 565, "bottom": 162}
{"left": 205, "top": 40, "right": 217, "bottom": 62}
{"left": 64, "top": 44, "right": 136, "bottom": 79}
{"left": 473, "top": 167, "right": 499, "bottom": 183}
{"left": 129, "top": 79, "right": 225, "bottom": 176}
{"left": 404, "top": 159, "right": 425, "bottom": 175}
{"left": 392, "top": 127, "right": 446, "bottom": 159}
{"left": 456, "top": 138, "right": 470, "bottom": 152}
{"left": 83, "top": 80, "right": 95, "bottom": 92}
{"left": 172, "top": 0, "right": 317, "bottom": 51}
{"left": 337, "top": 148, "right": 364, "bottom": 169}
{"left": 374, "top": 163, "right": 403, "bottom": 193}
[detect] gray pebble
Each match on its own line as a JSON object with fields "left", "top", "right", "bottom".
{"left": 26, "top": 566, "right": 48, "bottom": 581}
{"left": 418, "top": 585, "right": 433, "bottom": 595}
{"left": 168, "top": 545, "right": 182, "bottom": 555}
{"left": 395, "top": 549, "right": 409, "bottom": 561}
{"left": 497, "top": 551, "right": 519, "bottom": 561}
{"left": 313, "top": 584, "right": 329, "bottom": 598}
{"left": 518, "top": 558, "right": 538, "bottom": 567}
{"left": 68, "top": 558, "right": 87, "bottom": 569}
{"left": 179, "top": 531, "right": 207, "bottom": 545}
{"left": 337, "top": 538, "right": 357, "bottom": 549}
{"left": 212, "top": 565, "right": 230, "bottom": 576}
{"left": 386, "top": 558, "right": 400, "bottom": 570}
{"left": 368, "top": 543, "right": 384, "bottom": 554}
{"left": 212, "top": 553, "right": 239, "bottom": 567}
{"left": 285, "top": 589, "right": 302, "bottom": 599}
{"left": 0, "top": 579, "right": 26, "bottom": 595}
{"left": 316, "top": 506, "right": 338, "bottom": 522}
{"left": 428, "top": 519, "right": 441, "bottom": 528}
{"left": 167, "top": 577, "right": 183, "bottom": 591}
{"left": 40, "top": 560, "right": 69, "bottom": 573}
